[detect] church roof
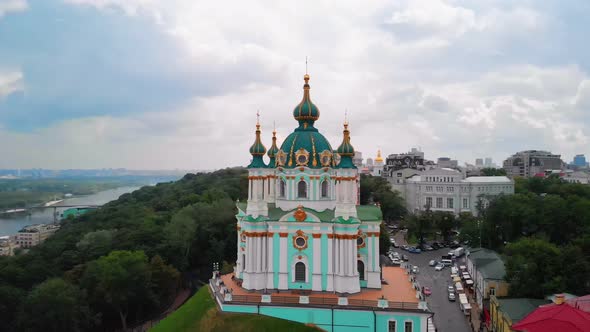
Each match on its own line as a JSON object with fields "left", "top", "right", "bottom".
{"left": 236, "top": 202, "right": 382, "bottom": 223}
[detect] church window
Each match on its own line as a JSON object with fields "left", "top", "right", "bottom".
{"left": 243, "top": 254, "right": 246, "bottom": 270}
{"left": 295, "top": 237, "right": 306, "bottom": 247}
{"left": 388, "top": 321, "right": 396, "bottom": 332}
{"left": 463, "top": 198, "right": 468, "bottom": 209}
{"left": 357, "top": 260, "right": 365, "bottom": 280}
{"left": 357, "top": 236, "right": 364, "bottom": 246}
{"left": 295, "top": 262, "right": 306, "bottom": 282}
{"left": 405, "top": 321, "right": 413, "bottom": 332}
{"left": 321, "top": 180, "right": 329, "bottom": 198}
{"left": 298, "top": 180, "right": 307, "bottom": 198}
{"left": 279, "top": 179, "right": 286, "bottom": 197}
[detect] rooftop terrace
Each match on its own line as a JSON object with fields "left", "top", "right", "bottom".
{"left": 211, "top": 266, "right": 427, "bottom": 312}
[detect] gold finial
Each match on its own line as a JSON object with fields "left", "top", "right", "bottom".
{"left": 256, "top": 110, "right": 260, "bottom": 130}
{"left": 304, "top": 57, "right": 310, "bottom": 83}
{"left": 273, "top": 120, "right": 276, "bottom": 136}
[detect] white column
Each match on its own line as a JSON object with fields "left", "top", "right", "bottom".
{"left": 267, "top": 234, "right": 274, "bottom": 289}
{"left": 278, "top": 235, "right": 288, "bottom": 289}
{"left": 312, "top": 234, "right": 322, "bottom": 291}
{"left": 373, "top": 234, "right": 379, "bottom": 270}
{"left": 327, "top": 234, "right": 333, "bottom": 291}
{"left": 367, "top": 235, "right": 373, "bottom": 271}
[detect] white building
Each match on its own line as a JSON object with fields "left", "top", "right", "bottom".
{"left": 563, "top": 171, "right": 590, "bottom": 184}
{"left": 403, "top": 168, "right": 514, "bottom": 215}
{"left": 371, "top": 149, "right": 385, "bottom": 177}
{"left": 0, "top": 235, "right": 20, "bottom": 256}
{"left": 15, "top": 224, "right": 60, "bottom": 248}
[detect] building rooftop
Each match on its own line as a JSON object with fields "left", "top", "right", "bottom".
{"left": 468, "top": 248, "right": 506, "bottom": 280}
{"left": 463, "top": 176, "right": 512, "bottom": 183}
{"left": 219, "top": 266, "right": 420, "bottom": 310}
{"left": 497, "top": 298, "right": 550, "bottom": 323}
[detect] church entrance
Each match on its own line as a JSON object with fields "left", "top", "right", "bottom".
{"left": 295, "top": 262, "right": 306, "bottom": 282}
{"left": 357, "top": 260, "right": 365, "bottom": 280}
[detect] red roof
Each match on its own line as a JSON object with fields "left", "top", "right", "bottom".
{"left": 512, "top": 303, "right": 590, "bottom": 332}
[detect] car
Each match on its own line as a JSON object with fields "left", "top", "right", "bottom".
{"left": 391, "top": 258, "right": 401, "bottom": 265}
{"left": 448, "top": 251, "right": 455, "bottom": 257}
{"left": 431, "top": 242, "right": 440, "bottom": 249}
{"left": 435, "top": 263, "right": 445, "bottom": 271}
{"left": 393, "top": 242, "right": 400, "bottom": 248}
{"left": 392, "top": 252, "right": 400, "bottom": 259}
{"left": 429, "top": 260, "right": 437, "bottom": 267}
{"left": 451, "top": 266, "right": 458, "bottom": 274}
{"left": 423, "top": 287, "right": 432, "bottom": 296}
{"left": 401, "top": 254, "right": 409, "bottom": 261}
{"left": 448, "top": 292, "right": 456, "bottom": 301}
{"left": 447, "top": 285, "right": 455, "bottom": 293}
{"left": 411, "top": 266, "right": 419, "bottom": 274}
{"left": 450, "top": 241, "right": 460, "bottom": 249}
{"left": 401, "top": 245, "right": 409, "bottom": 250}
{"left": 413, "top": 248, "right": 422, "bottom": 254}
{"left": 423, "top": 245, "right": 434, "bottom": 251}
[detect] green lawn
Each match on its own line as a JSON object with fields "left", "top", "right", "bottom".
{"left": 150, "top": 287, "right": 320, "bottom": 332}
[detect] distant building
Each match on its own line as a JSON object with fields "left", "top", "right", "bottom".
{"left": 404, "top": 168, "right": 514, "bottom": 216}
{"left": 467, "top": 248, "right": 510, "bottom": 309}
{"left": 573, "top": 154, "right": 587, "bottom": 167}
{"left": 60, "top": 207, "right": 97, "bottom": 220}
{"left": 15, "top": 224, "right": 60, "bottom": 248}
{"left": 503, "top": 150, "right": 564, "bottom": 178}
{"left": 484, "top": 158, "right": 493, "bottom": 167}
{"left": 475, "top": 158, "right": 484, "bottom": 167}
{"left": 437, "top": 157, "right": 458, "bottom": 169}
{"left": 0, "top": 235, "right": 20, "bottom": 256}
{"left": 371, "top": 149, "right": 385, "bottom": 177}
{"left": 383, "top": 148, "right": 428, "bottom": 176}
{"left": 563, "top": 171, "right": 590, "bottom": 184}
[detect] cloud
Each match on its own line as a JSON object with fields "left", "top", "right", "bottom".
{"left": 0, "top": 0, "right": 27, "bottom": 19}
{"left": 0, "top": 0, "right": 589, "bottom": 169}
{"left": 0, "top": 70, "right": 23, "bottom": 98}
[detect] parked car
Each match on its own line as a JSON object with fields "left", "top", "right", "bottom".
{"left": 448, "top": 292, "right": 456, "bottom": 301}
{"left": 423, "top": 245, "right": 434, "bottom": 251}
{"left": 413, "top": 248, "right": 422, "bottom": 254}
{"left": 411, "top": 266, "right": 419, "bottom": 274}
{"left": 393, "top": 242, "right": 400, "bottom": 248}
{"left": 450, "top": 241, "right": 460, "bottom": 249}
{"left": 429, "top": 260, "right": 437, "bottom": 267}
{"left": 401, "top": 254, "right": 409, "bottom": 261}
{"left": 447, "top": 251, "right": 455, "bottom": 257}
{"left": 391, "top": 258, "right": 401, "bottom": 265}
{"left": 392, "top": 252, "right": 400, "bottom": 259}
{"left": 435, "top": 263, "right": 445, "bottom": 271}
{"left": 401, "top": 245, "right": 409, "bottom": 250}
{"left": 423, "top": 287, "right": 432, "bottom": 296}
{"left": 447, "top": 285, "right": 455, "bottom": 293}
{"left": 451, "top": 266, "right": 458, "bottom": 274}
{"left": 431, "top": 242, "right": 441, "bottom": 249}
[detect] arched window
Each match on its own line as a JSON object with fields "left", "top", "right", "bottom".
{"left": 357, "top": 260, "right": 365, "bottom": 280}
{"left": 321, "top": 180, "right": 329, "bottom": 198}
{"left": 243, "top": 254, "right": 246, "bottom": 270}
{"left": 297, "top": 180, "right": 307, "bottom": 198}
{"left": 295, "top": 262, "right": 306, "bottom": 282}
{"left": 279, "top": 179, "right": 286, "bottom": 197}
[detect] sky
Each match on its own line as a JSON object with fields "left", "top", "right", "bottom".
{"left": 1, "top": 0, "right": 590, "bottom": 170}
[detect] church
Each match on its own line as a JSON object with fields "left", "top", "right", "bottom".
{"left": 235, "top": 74, "right": 382, "bottom": 294}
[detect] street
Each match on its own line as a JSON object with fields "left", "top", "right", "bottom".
{"left": 392, "top": 232, "right": 471, "bottom": 332}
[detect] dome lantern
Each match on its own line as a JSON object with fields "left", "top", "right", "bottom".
{"left": 248, "top": 114, "right": 267, "bottom": 168}
{"left": 293, "top": 74, "right": 320, "bottom": 128}
{"left": 336, "top": 122, "right": 356, "bottom": 168}
{"left": 267, "top": 128, "right": 279, "bottom": 168}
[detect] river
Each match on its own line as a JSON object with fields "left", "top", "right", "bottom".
{"left": 0, "top": 186, "right": 141, "bottom": 236}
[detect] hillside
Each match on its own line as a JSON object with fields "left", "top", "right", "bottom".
{"left": 150, "top": 286, "right": 319, "bottom": 332}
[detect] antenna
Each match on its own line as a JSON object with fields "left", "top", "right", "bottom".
{"left": 305, "top": 56, "right": 308, "bottom": 74}
{"left": 344, "top": 109, "right": 348, "bottom": 125}
{"left": 256, "top": 110, "right": 260, "bottom": 125}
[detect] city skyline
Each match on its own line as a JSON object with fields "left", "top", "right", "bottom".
{"left": 1, "top": 1, "right": 590, "bottom": 169}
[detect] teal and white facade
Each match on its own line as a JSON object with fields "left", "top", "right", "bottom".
{"left": 237, "top": 74, "right": 382, "bottom": 294}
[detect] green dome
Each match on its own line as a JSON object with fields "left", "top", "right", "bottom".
{"left": 267, "top": 130, "right": 279, "bottom": 168}
{"left": 279, "top": 129, "right": 333, "bottom": 168}
{"left": 293, "top": 74, "right": 319, "bottom": 126}
{"left": 248, "top": 123, "right": 267, "bottom": 168}
{"left": 336, "top": 123, "right": 355, "bottom": 168}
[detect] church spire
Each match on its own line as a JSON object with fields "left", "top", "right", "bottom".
{"left": 248, "top": 112, "right": 267, "bottom": 168}
{"left": 336, "top": 120, "right": 355, "bottom": 168}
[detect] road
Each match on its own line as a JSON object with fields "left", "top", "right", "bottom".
{"left": 391, "top": 231, "right": 471, "bottom": 332}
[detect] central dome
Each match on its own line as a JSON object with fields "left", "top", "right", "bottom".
{"left": 278, "top": 74, "right": 333, "bottom": 168}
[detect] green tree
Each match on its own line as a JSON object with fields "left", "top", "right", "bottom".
{"left": 17, "top": 278, "right": 95, "bottom": 332}
{"left": 76, "top": 229, "right": 115, "bottom": 260}
{"left": 379, "top": 223, "right": 391, "bottom": 255}
{"left": 481, "top": 168, "right": 507, "bottom": 176}
{"left": 504, "top": 238, "right": 563, "bottom": 298}
{"left": 81, "top": 250, "right": 153, "bottom": 331}
{"left": 432, "top": 211, "right": 455, "bottom": 242}
{"left": 0, "top": 285, "right": 25, "bottom": 331}
{"left": 149, "top": 255, "right": 181, "bottom": 308}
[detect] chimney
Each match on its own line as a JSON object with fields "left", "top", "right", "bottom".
{"left": 554, "top": 293, "right": 565, "bottom": 305}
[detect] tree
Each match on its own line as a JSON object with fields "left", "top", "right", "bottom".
{"left": 481, "top": 168, "right": 507, "bottom": 176}
{"left": 504, "top": 238, "right": 563, "bottom": 298}
{"left": 76, "top": 229, "right": 115, "bottom": 260}
{"left": 0, "top": 285, "right": 25, "bottom": 331}
{"left": 149, "top": 255, "right": 180, "bottom": 308}
{"left": 17, "top": 278, "right": 95, "bottom": 332}
{"left": 81, "top": 250, "right": 153, "bottom": 331}
{"left": 379, "top": 223, "right": 390, "bottom": 255}
{"left": 432, "top": 211, "right": 455, "bottom": 242}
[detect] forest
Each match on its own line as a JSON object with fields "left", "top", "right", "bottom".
{"left": 0, "top": 168, "right": 248, "bottom": 331}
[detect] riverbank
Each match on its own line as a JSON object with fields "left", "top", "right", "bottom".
{"left": 0, "top": 186, "right": 140, "bottom": 236}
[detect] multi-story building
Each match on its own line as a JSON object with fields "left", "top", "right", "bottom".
{"left": 0, "top": 235, "right": 20, "bottom": 256}
{"left": 15, "top": 224, "right": 60, "bottom": 248}
{"left": 563, "top": 171, "right": 590, "bottom": 184}
{"left": 484, "top": 158, "right": 493, "bottom": 167}
{"left": 475, "top": 158, "right": 484, "bottom": 168}
{"left": 489, "top": 296, "right": 550, "bottom": 332}
{"left": 503, "top": 150, "right": 564, "bottom": 178}
{"left": 573, "top": 154, "right": 587, "bottom": 167}
{"left": 352, "top": 151, "right": 363, "bottom": 168}
{"left": 437, "top": 157, "right": 458, "bottom": 169}
{"left": 383, "top": 148, "right": 427, "bottom": 176}
{"left": 403, "top": 168, "right": 514, "bottom": 215}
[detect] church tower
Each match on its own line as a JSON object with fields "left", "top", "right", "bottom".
{"left": 246, "top": 116, "right": 269, "bottom": 218}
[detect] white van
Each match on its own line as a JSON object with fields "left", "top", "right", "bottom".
{"left": 441, "top": 259, "right": 453, "bottom": 267}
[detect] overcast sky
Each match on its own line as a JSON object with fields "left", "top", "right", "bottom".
{"left": 1, "top": 0, "right": 590, "bottom": 170}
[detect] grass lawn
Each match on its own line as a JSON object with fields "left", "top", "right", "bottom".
{"left": 150, "top": 286, "right": 320, "bottom": 332}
